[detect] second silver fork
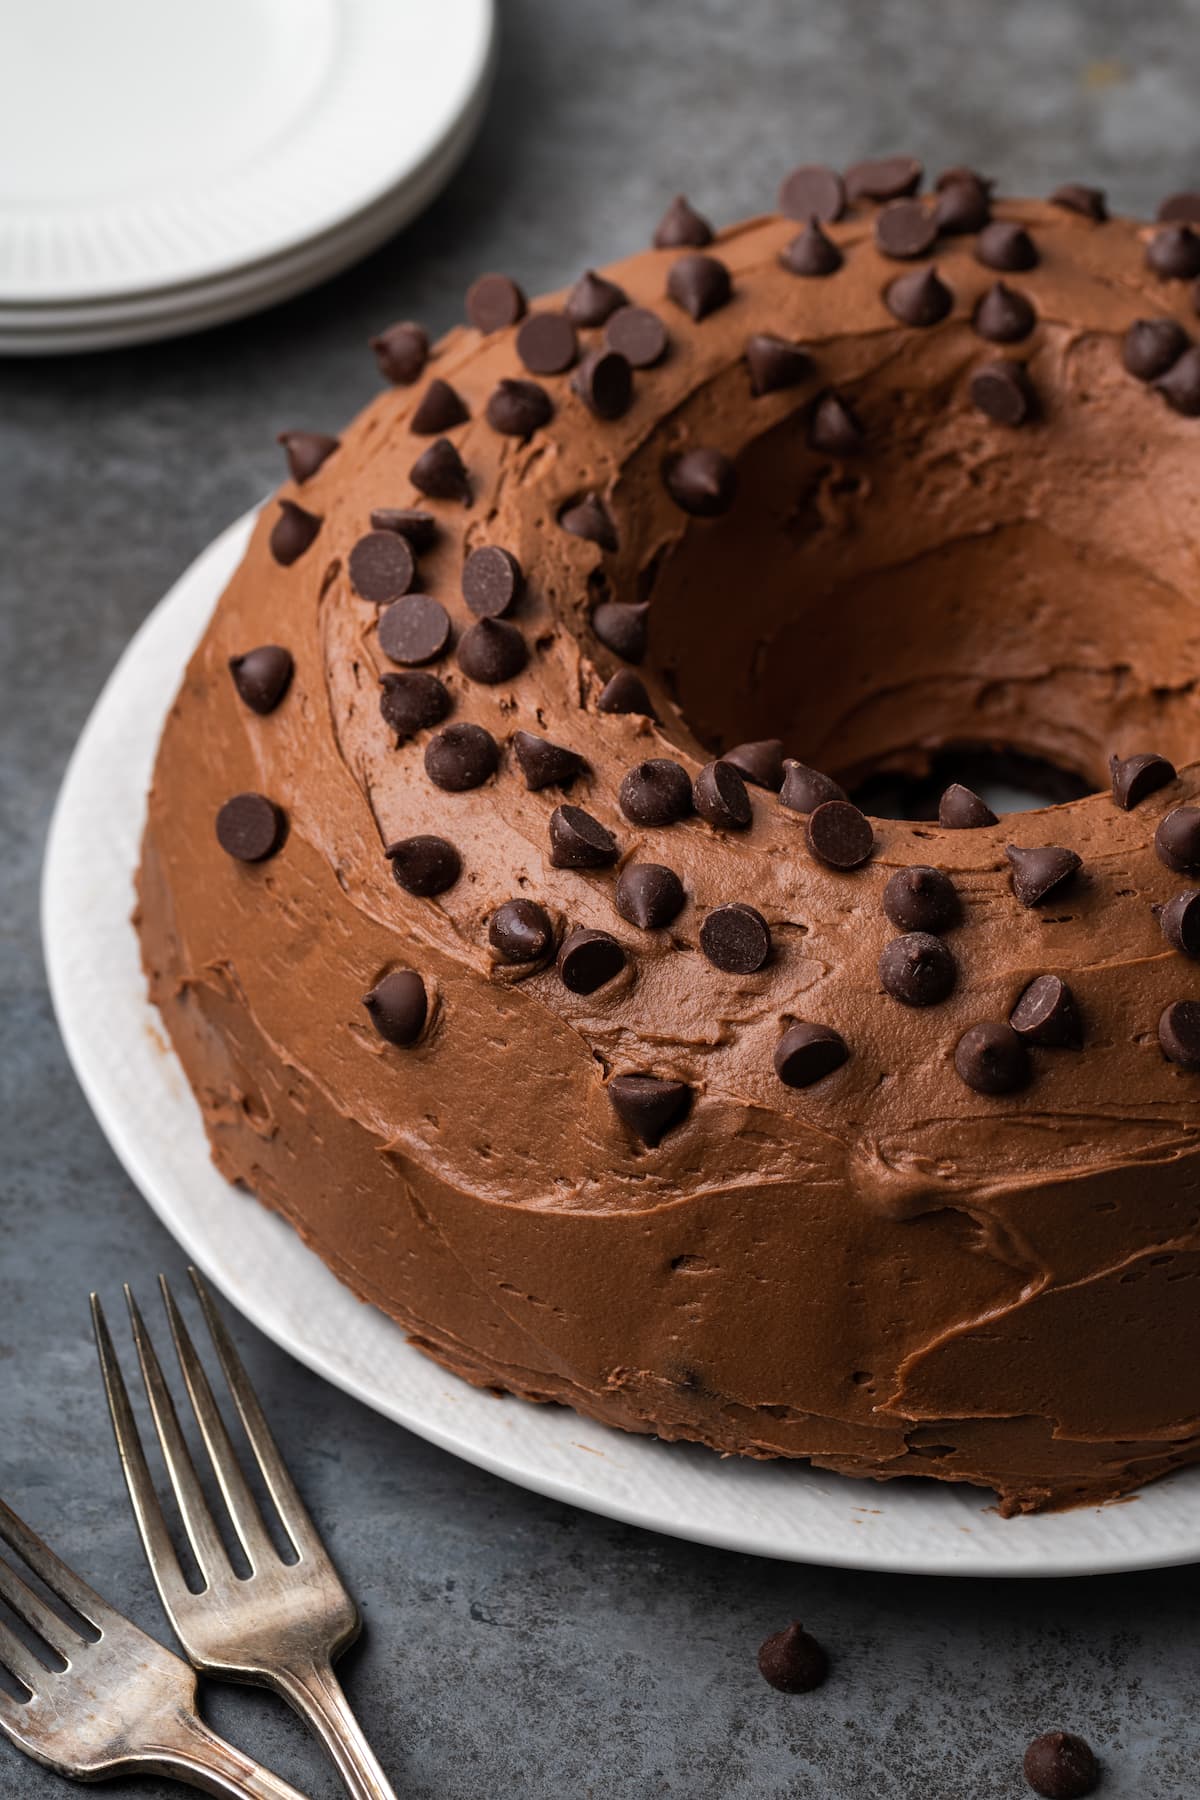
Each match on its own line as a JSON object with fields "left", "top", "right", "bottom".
{"left": 92, "top": 1269, "right": 397, "bottom": 1800}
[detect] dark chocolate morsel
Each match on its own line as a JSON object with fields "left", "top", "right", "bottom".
{"left": 667, "top": 252, "right": 732, "bottom": 321}
{"left": 215, "top": 793, "right": 285, "bottom": 863}
{"left": 1005, "top": 844, "right": 1082, "bottom": 907}
{"left": 806, "top": 799, "right": 874, "bottom": 869}
{"left": 564, "top": 269, "right": 628, "bottom": 327}
{"left": 971, "top": 360, "right": 1037, "bottom": 426}
{"left": 693, "top": 760, "right": 752, "bottom": 831}
{"left": 700, "top": 902, "right": 771, "bottom": 973}
{"left": 779, "top": 759, "right": 847, "bottom": 813}
{"left": 489, "top": 898, "right": 554, "bottom": 963}
{"left": 935, "top": 164, "right": 993, "bottom": 194}
{"left": 1109, "top": 750, "right": 1176, "bottom": 808}
{"left": 1159, "top": 889, "right": 1200, "bottom": 957}
{"left": 724, "top": 738, "right": 784, "bottom": 791}
{"left": 369, "top": 508, "right": 437, "bottom": 549}
{"left": 557, "top": 927, "right": 625, "bottom": 993}
{"left": 1023, "top": 1730, "right": 1101, "bottom": 1799}
{"left": 954, "top": 1021, "right": 1032, "bottom": 1095}
{"left": 1010, "top": 974, "right": 1084, "bottom": 1048}
{"left": 844, "top": 155, "right": 923, "bottom": 201}
{"left": 411, "top": 377, "right": 469, "bottom": 435}
{"left": 615, "top": 862, "right": 685, "bottom": 930}
{"left": 619, "top": 758, "right": 693, "bottom": 827}
{"left": 664, "top": 447, "right": 738, "bottom": 516}
{"left": 379, "top": 671, "right": 451, "bottom": 741}
{"left": 229, "top": 645, "right": 293, "bottom": 715}
{"left": 369, "top": 320, "right": 428, "bottom": 385}
{"left": 808, "top": 392, "right": 864, "bottom": 455}
{"left": 1146, "top": 224, "right": 1200, "bottom": 279}
{"left": 746, "top": 333, "right": 813, "bottom": 395}
{"left": 593, "top": 600, "right": 650, "bottom": 662}
{"left": 879, "top": 932, "right": 957, "bottom": 1006}
{"left": 875, "top": 198, "right": 937, "bottom": 259}
{"left": 933, "top": 175, "right": 991, "bottom": 234}
{"left": 463, "top": 545, "right": 523, "bottom": 619}
{"left": 1049, "top": 183, "right": 1107, "bottom": 221}
{"left": 457, "top": 617, "right": 528, "bottom": 685}
{"left": 466, "top": 271, "right": 526, "bottom": 332}
{"left": 515, "top": 311, "right": 578, "bottom": 375}
{"left": 973, "top": 282, "right": 1036, "bottom": 342}
{"left": 975, "top": 221, "right": 1039, "bottom": 271}
{"left": 757, "top": 1623, "right": 829, "bottom": 1694}
{"left": 377, "top": 594, "right": 452, "bottom": 666}
{"left": 597, "top": 670, "right": 655, "bottom": 717}
{"left": 486, "top": 377, "right": 553, "bottom": 438}
{"left": 653, "top": 195, "right": 713, "bottom": 248}
{"left": 774, "top": 1022, "right": 849, "bottom": 1088}
{"left": 939, "top": 782, "right": 998, "bottom": 828}
{"left": 549, "top": 804, "right": 619, "bottom": 869}
{"left": 269, "top": 499, "right": 321, "bottom": 566}
{"left": 882, "top": 865, "right": 960, "bottom": 933}
{"left": 605, "top": 306, "right": 669, "bottom": 368}
{"left": 385, "top": 835, "right": 461, "bottom": 897}
{"left": 1156, "top": 345, "right": 1200, "bottom": 414}
{"left": 1160, "top": 1001, "right": 1200, "bottom": 1069}
{"left": 277, "top": 430, "right": 338, "bottom": 483}
{"left": 607, "top": 1074, "right": 692, "bottom": 1145}
{"left": 1155, "top": 805, "right": 1200, "bottom": 872}
{"left": 885, "top": 265, "right": 953, "bottom": 327}
{"left": 423, "top": 722, "right": 499, "bottom": 792}
{"left": 349, "top": 530, "right": 415, "bottom": 602}
{"left": 409, "top": 437, "right": 470, "bottom": 501}
{"left": 512, "top": 729, "right": 585, "bottom": 790}
{"left": 1121, "top": 317, "right": 1188, "bottom": 381}
{"left": 363, "top": 970, "right": 427, "bottom": 1046}
{"left": 778, "top": 164, "right": 846, "bottom": 222}
{"left": 1158, "top": 192, "right": 1200, "bottom": 222}
{"left": 559, "top": 492, "right": 618, "bottom": 550}
{"left": 780, "top": 219, "right": 844, "bottom": 277}
{"left": 571, "top": 348, "right": 633, "bottom": 420}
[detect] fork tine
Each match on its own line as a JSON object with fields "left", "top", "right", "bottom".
{"left": 0, "top": 1500, "right": 116, "bottom": 1637}
{"left": 0, "top": 1555, "right": 86, "bottom": 1663}
{"left": 158, "top": 1274, "right": 278, "bottom": 1572}
{"left": 0, "top": 1614, "right": 46, "bottom": 1696}
{"left": 188, "top": 1268, "right": 322, "bottom": 1557}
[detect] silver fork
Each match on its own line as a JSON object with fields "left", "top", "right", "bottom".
{"left": 0, "top": 1494, "right": 310, "bottom": 1796}
{"left": 92, "top": 1269, "right": 397, "bottom": 1800}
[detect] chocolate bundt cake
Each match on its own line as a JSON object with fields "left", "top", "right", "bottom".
{"left": 138, "top": 160, "right": 1200, "bottom": 1514}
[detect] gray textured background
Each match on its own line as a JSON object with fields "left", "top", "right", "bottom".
{"left": 3, "top": 2, "right": 1199, "bottom": 1794}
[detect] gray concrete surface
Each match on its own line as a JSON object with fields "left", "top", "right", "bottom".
{"left": 3, "top": 3, "right": 1200, "bottom": 1793}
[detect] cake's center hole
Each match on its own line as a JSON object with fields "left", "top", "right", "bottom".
{"left": 850, "top": 745, "right": 1095, "bottom": 821}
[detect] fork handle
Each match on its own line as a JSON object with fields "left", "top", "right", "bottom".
{"left": 148, "top": 1706, "right": 314, "bottom": 1800}
{"left": 272, "top": 1657, "right": 398, "bottom": 1800}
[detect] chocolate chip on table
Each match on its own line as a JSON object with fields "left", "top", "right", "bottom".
{"left": 615, "top": 862, "right": 685, "bottom": 929}
{"left": 778, "top": 164, "right": 846, "bottom": 222}
{"left": 808, "top": 392, "right": 864, "bottom": 455}
{"left": 1155, "top": 805, "right": 1200, "bottom": 872}
{"left": 933, "top": 175, "right": 991, "bottom": 234}
{"left": 409, "top": 438, "right": 470, "bottom": 501}
{"left": 457, "top": 617, "right": 528, "bottom": 684}
{"left": 385, "top": 834, "right": 461, "bottom": 896}
{"left": 369, "top": 508, "right": 438, "bottom": 549}
{"left": 412, "top": 377, "right": 469, "bottom": 435}
{"left": 780, "top": 219, "right": 844, "bottom": 277}
{"left": 693, "top": 760, "right": 752, "bottom": 830}
{"left": 549, "top": 804, "right": 619, "bottom": 869}
{"left": 229, "top": 645, "right": 293, "bottom": 715}
{"left": 1146, "top": 224, "right": 1200, "bottom": 279}
{"left": 215, "top": 793, "right": 285, "bottom": 862}
{"left": 1156, "top": 345, "right": 1200, "bottom": 414}
{"left": 664, "top": 447, "right": 738, "bottom": 516}
{"left": 559, "top": 492, "right": 618, "bottom": 550}
{"left": 973, "top": 282, "right": 1036, "bottom": 342}
{"left": 779, "top": 759, "right": 847, "bottom": 813}
{"left": 515, "top": 311, "right": 578, "bottom": 374}
{"left": 882, "top": 865, "right": 960, "bottom": 933}
{"left": 593, "top": 600, "right": 650, "bottom": 661}
{"left": 605, "top": 305, "right": 670, "bottom": 368}
{"left": 597, "top": 670, "right": 656, "bottom": 716}
{"left": 377, "top": 594, "right": 452, "bottom": 665}
{"left": 564, "top": 269, "right": 628, "bottom": 326}
{"left": 955, "top": 1021, "right": 1032, "bottom": 1094}
{"left": 774, "top": 1022, "right": 849, "bottom": 1087}
{"left": 885, "top": 266, "right": 953, "bottom": 327}
{"left": 369, "top": 320, "right": 428, "bottom": 384}
{"left": 608, "top": 1074, "right": 692, "bottom": 1145}
{"left": 1159, "top": 889, "right": 1200, "bottom": 956}
{"left": 1122, "top": 318, "right": 1189, "bottom": 381}
{"left": 424, "top": 722, "right": 499, "bottom": 791}
{"left": 486, "top": 378, "right": 553, "bottom": 437}
{"left": 489, "top": 898, "right": 554, "bottom": 963}
{"left": 1023, "top": 1729, "right": 1101, "bottom": 1799}
{"left": 466, "top": 272, "right": 526, "bottom": 332}
{"left": 745, "top": 333, "right": 813, "bottom": 395}
{"left": 379, "top": 671, "right": 451, "bottom": 741}
{"left": 724, "top": 738, "right": 784, "bottom": 791}
{"left": 557, "top": 927, "right": 626, "bottom": 993}
{"left": 619, "top": 758, "right": 693, "bottom": 826}
{"left": 976, "top": 221, "right": 1039, "bottom": 271}
{"left": 971, "top": 361, "right": 1037, "bottom": 426}
{"left": 1158, "top": 191, "right": 1200, "bottom": 222}
{"left": 879, "top": 932, "right": 957, "bottom": 1006}
{"left": 700, "top": 903, "right": 771, "bottom": 973}
{"left": 844, "top": 155, "right": 923, "bottom": 201}
{"left": 571, "top": 349, "right": 633, "bottom": 419}
{"left": 667, "top": 252, "right": 733, "bottom": 321}
{"left": 512, "top": 729, "right": 585, "bottom": 790}
{"left": 1005, "top": 844, "right": 1082, "bottom": 907}
{"left": 939, "top": 782, "right": 998, "bottom": 828}
{"left": 1109, "top": 750, "right": 1176, "bottom": 808}
{"left": 806, "top": 799, "right": 874, "bottom": 869}
{"left": 362, "top": 970, "right": 427, "bottom": 1046}
{"left": 757, "top": 1622, "right": 829, "bottom": 1694}
{"left": 349, "top": 530, "right": 415, "bottom": 602}
{"left": 463, "top": 546, "right": 523, "bottom": 618}
{"left": 653, "top": 194, "right": 713, "bottom": 248}
{"left": 277, "top": 430, "right": 338, "bottom": 483}
{"left": 1010, "top": 974, "right": 1084, "bottom": 1047}
{"left": 875, "top": 199, "right": 937, "bottom": 259}
{"left": 1049, "top": 183, "right": 1107, "bottom": 221}
{"left": 269, "top": 500, "right": 321, "bottom": 566}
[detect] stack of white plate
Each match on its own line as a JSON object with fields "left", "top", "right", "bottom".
{"left": 0, "top": 0, "right": 495, "bottom": 354}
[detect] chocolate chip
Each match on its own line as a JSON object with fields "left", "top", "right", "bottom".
{"left": 512, "top": 729, "right": 585, "bottom": 790}
{"left": 559, "top": 492, "right": 618, "bottom": 550}
{"left": 597, "top": 670, "right": 655, "bottom": 716}
{"left": 664, "top": 447, "right": 738, "bottom": 516}
{"left": 412, "top": 378, "right": 469, "bottom": 436}
{"left": 605, "top": 305, "right": 669, "bottom": 368}
{"left": 457, "top": 617, "right": 527, "bottom": 684}
{"left": 971, "top": 360, "right": 1037, "bottom": 425}
{"left": 1156, "top": 345, "right": 1200, "bottom": 414}
{"left": 369, "top": 320, "right": 428, "bottom": 384}
{"left": 885, "top": 266, "right": 953, "bottom": 327}
{"left": 1023, "top": 1730, "right": 1100, "bottom": 1799}
{"left": 1050, "top": 183, "right": 1107, "bottom": 222}
{"left": 667, "top": 252, "right": 732, "bottom": 321}
{"left": 1010, "top": 974, "right": 1083, "bottom": 1047}
{"left": 693, "top": 759, "right": 752, "bottom": 830}
{"left": 424, "top": 722, "right": 498, "bottom": 791}
{"left": 976, "top": 221, "right": 1039, "bottom": 271}
{"left": 516, "top": 311, "right": 578, "bottom": 374}
{"left": 377, "top": 594, "right": 451, "bottom": 665}
{"left": 880, "top": 932, "right": 957, "bottom": 1006}
{"left": 1156, "top": 805, "right": 1200, "bottom": 872}
{"left": 875, "top": 199, "right": 937, "bottom": 259}
{"left": 549, "top": 804, "right": 619, "bottom": 869}
{"left": 973, "top": 282, "right": 1036, "bottom": 342}
{"left": 954, "top": 1021, "right": 1032, "bottom": 1094}
{"left": 215, "top": 793, "right": 285, "bottom": 862}
{"left": 466, "top": 272, "right": 526, "bottom": 332}
{"left": 564, "top": 269, "right": 628, "bottom": 326}
{"left": 1110, "top": 750, "right": 1176, "bottom": 808}
{"left": 571, "top": 349, "right": 633, "bottom": 419}
{"left": 779, "top": 759, "right": 847, "bottom": 813}
{"left": 882, "top": 865, "right": 960, "bottom": 933}
{"left": 349, "top": 530, "right": 415, "bottom": 602}
{"left": 724, "top": 738, "right": 784, "bottom": 790}
{"left": 1158, "top": 192, "right": 1200, "bottom": 223}
{"left": 935, "top": 164, "right": 994, "bottom": 193}
{"left": 1160, "top": 890, "right": 1200, "bottom": 956}
{"left": 1122, "top": 317, "right": 1189, "bottom": 380}
{"left": 409, "top": 437, "right": 470, "bottom": 501}
{"left": 385, "top": 834, "right": 461, "bottom": 896}
{"left": 700, "top": 903, "right": 771, "bottom": 973}
{"left": 778, "top": 164, "right": 846, "bottom": 222}
{"left": 593, "top": 601, "right": 650, "bottom": 662}
{"left": 619, "top": 758, "right": 693, "bottom": 826}
{"left": 934, "top": 176, "right": 991, "bottom": 235}
{"left": 780, "top": 219, "right": 844, "bottom": 276}
{"left": 369, "top": 508, "right": 438, "bottom": 549}
{"left": 939, "top": 783, "right": 998, "bottom": 828}
{"left": 808, "top": 392, "right": 864, "bottom": 455}
{"left": 774, "top": 1022, "right": 849, "bottom": 1087}
{"left": 363, "top": 970, "right": 426, "bottom": 1046}
{"left": 1146, "top": 224, "right": 1200, "bottom": 279}
{"left": 379, "top": 671, "right": 451, "bottom": 741}
{"left": 277, "top": 430, "right": 338, "bottom": 483}
{"left": 746, "top": 334, "right": 813, "bottom": 395}
{"left": 653, "top": 195, "right": 713, "bottom": 248}
{"left": 489, "top": 898, "right": 554, "bottom": 963}
{"left": 845, "top": 156, "right": 922, "bottom": 201}
{"left": 1005, "top": 844, "right": 1082, "bottom": 907}
{"left": 229, "top": 645, "right": 293, "bottom": 715}
{"left": 806, "top": 799, "right": 874, "bottom": 869}
{"left": 269, "top": 500, "right": 321, "bottom": 566}
{"left": 607, "top": 1074, "right": 691, "bottom": 1145}
{"left": 463, "top": 545, "right": 523, "bottom": 618}
{"left": 557, "top": 927, "right": 625, "bottom": 993}
{"left": 757, "top": 1623, "right": 829, "bottom": 1694}
{"left": 615, "top": 863, "right": 685, "bottom": 929}
{"left": 486, "top": 378, "right": 553, "bottom": 437}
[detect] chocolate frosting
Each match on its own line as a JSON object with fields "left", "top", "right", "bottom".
{"left": 138, "top": 185, "right": 1200, "bottom": 1515}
